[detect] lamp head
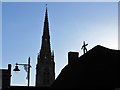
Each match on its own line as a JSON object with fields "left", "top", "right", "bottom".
{"left": 13, "top": 65, "right": 20, "bottom": 71}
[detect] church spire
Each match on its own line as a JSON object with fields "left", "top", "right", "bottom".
{"left": 40, "top": 6, "right": 51, "bottom": 61}
{"left": 42, "top": 5, "right": 50, "bottom": 39}
{"left": 36, "top": 6, "right": 55, "bottom": 87}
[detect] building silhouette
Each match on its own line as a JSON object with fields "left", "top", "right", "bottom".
{"left": 0, "top": 64, "right": 11, "bottom": 90}
{"left": 51, "top": 45, "right": 120, "bottom": 88}
{"left": 35, "top": 7, "right": 55, "bottom": 87}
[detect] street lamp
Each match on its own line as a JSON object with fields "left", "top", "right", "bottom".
{"left": 13, "top": 57, "right": 31, "bottom": 87}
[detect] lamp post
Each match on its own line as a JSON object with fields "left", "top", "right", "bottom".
{"left": 13, "top": 57, "right": 31, "bottom": 87}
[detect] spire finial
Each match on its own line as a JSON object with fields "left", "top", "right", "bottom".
{"left": 46, "top": 4, "right": 47, "bottom": 7}
{"left": 45, "top": 4, "right": 48, "bottom": 14}
{"left": 45, "top": 3, "right": 48, "bottom": 11}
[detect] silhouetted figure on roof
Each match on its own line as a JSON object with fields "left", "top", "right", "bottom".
{"left": 81, "top": 41, "right": 88, "bottom": 54}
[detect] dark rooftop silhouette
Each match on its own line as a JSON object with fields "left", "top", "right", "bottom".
{"left": 51, "top": 45, "right": 120, "bottom": 88}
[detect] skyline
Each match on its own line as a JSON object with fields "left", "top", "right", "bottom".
{"left": 2, "top": 2, "right": 118, "bottom": 86}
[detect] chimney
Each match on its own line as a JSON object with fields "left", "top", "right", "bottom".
{"left": 68, "top": 52, "right": 79, "bottom": 64}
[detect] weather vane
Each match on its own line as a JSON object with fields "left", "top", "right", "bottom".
{"left": 81, "top": 41, "right": 88, "bottom": 54}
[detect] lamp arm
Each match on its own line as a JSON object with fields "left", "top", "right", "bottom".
{"left": 17, "top": 63, "right": 28, "bottom": 66}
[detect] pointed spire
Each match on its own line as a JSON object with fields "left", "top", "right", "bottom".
{"left": 40, "top": 5, "right": 51, "bottom": 60}
{"left": 42, "top": 4, "right": 50, "bottom": 39}
{"left": 36, "top": 5, "right": 55, "bottom": 87}
{"left": 45, "top": 4, "right": 48, "bottom": 21}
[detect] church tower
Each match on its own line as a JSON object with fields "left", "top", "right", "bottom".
{"left": 36, "top": 7, "right": 55, "bottom": 87}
